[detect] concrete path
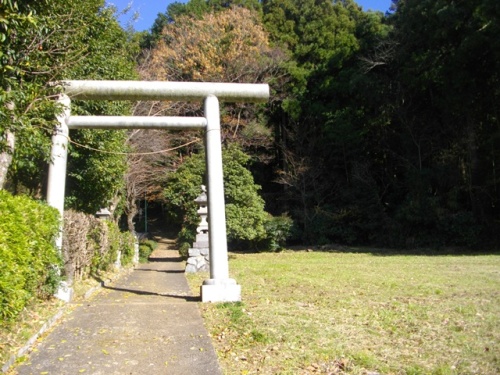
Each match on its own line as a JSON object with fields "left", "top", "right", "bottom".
{"left": 16, "top": 244, "right": 221, "bottom": 375}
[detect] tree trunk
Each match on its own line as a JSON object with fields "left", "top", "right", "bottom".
{"left": 127, "top": 202, "right": 138, "bottom": 233}
{"left": 0, "top": 129, "right": 15, "bottom": 189}
{"left": 0, "top": 95, "right": 15, "bottom": 189}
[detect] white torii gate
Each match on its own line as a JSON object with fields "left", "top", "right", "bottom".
{"left": 47, "top": 80, "right": 270, "bottom": 303}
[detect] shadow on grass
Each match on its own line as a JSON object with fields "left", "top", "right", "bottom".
{"left": 284, "top": 245, "right": 500, "bottom": 257}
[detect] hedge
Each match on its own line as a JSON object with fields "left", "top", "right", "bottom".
{"left": 0, "top": 192, "right": 137, "bottom": 324}
{"left": 0, "top": 191, "right": 61, "bottom": 323}
{"left": 62, "top": 210, "right": 136, "bottom": 281}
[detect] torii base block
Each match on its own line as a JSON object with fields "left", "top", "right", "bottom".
{"left": 201, "top": 279, "right": 241, "bottom": 303}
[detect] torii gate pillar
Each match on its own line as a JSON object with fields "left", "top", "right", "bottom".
{"left": 201, "top": 95, "right": 241, "bottom": 302}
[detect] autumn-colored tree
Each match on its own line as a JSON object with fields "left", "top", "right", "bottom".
{"left": 149, "top": 7, "right": 270, "bottom": 83}
{"left": 126, "top": 6, "right": 287, "bottom": 231}
{"left": 138, "top": 6, "right": 285, "bottom": 141}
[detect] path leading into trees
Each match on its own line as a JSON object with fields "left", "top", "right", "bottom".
{"left": 16, "top": 237, "right": 221, "bottom": 375}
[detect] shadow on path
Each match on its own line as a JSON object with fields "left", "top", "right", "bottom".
{"left": 16, "top": 235, "right": 221, "bottom": 375}
{"left": 134, "top": 268, "right": 185, "bottom": 273}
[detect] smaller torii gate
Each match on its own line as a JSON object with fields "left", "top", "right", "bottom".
{"left": 47, "top": 80, "right": 269, "bottom": 302}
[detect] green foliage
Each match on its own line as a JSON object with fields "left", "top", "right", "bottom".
{"left": 138, "top": 239, "right": 157, "bottom": 263}
{"left": 178, "top": 242, "right": 191, "bottom": 260}
{"left": 0, "top": 190, "right": 61, "bottom": 323}
{"left": 103, "top": 220, "right": 122, "bottom": 268}
{"left": 119, "top": 230, "right": 136, "bottom": 266}
{"left": 223, "top": 146, "right": 267, "bottom": 243}
{"left": 0, "top": 0, "right": 63, "bottom": 192}
{"left": 1, "top": 0, "right": 136, "bottom": 211}
{"left": 65, "top": 128, "right": 129, "bottom": 214}
{"left": 378, "top": 0, "right": 500, "bottom": 247}
{"left": 89, "top": 220, "right": 132, "bottom": 273}
{"left": 61, "top": 1, "right": 137, "bottom": 213}
{"left": 166, "top": 0, "right": 262, "bottom": 21}
{"left": 178, "top": 227, "right": 196, "bottom": 259}
{"left": 258, "top": 0, "right": 500, "bottom": 248}
{"left": 2, "top": 0, "right": 499, "bottom": 252}
{"left": 162, "top": 151, "right": 204, "bottom": 254}
{"left": 164, "top": 145, "right": 268, "bottom": 249}
{"left": 263, "top": 0, "right": 361, "bottom": 78}
{"left": 261, "top": 214, "right": 294, "bottom": 251}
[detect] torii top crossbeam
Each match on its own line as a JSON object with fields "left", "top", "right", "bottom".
{"left": 63, "top": 80, "right": 270, "bottom": 102}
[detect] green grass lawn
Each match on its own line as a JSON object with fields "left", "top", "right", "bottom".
{"left": 188, "top": 250, "right": 500, "bottom": 375}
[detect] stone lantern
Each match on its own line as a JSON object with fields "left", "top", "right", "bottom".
{"left": 186, "top": 186, "right": 210, "bottom": 273}
{"left": 95, "top": 207, "right": 111, "bottom": 220}
{"left": 195, "top": 185, "right": 209, "bottom": 239}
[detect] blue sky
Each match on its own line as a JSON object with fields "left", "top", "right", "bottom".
{"left": 106, "top": 0, "right": 393, "bottom": 32}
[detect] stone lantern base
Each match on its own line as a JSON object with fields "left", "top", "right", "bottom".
{"left": 185, "top": 233, "right": 210, "bottom": 273}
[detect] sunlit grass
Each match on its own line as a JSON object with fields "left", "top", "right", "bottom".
{"left": 188, "top": 250, "right": 500, "bottom": 374}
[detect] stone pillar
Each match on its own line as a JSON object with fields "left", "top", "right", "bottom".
{"left": 47, "top": 94, "right": 73, "bottom": 302}
{"left": 47, "top": 94, "right": 70, "bottom": 250}
{"left": 186, "top": 186, "right": 210, "bottom": 273}
{"left": 133, "top": 236, "right": 140, "bottom": 265}
{"left": 201, "top": 95, "right": 241, "bottom": 302}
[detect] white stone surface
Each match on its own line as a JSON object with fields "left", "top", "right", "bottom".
{"left": 47, "top": 94, "right": 70, "bottom": 250}
{"left": 54, "top": 281, "right": 73, "bottom": 302}
{"left": 205, "top": 96, "right": 230, "bottom": 280}
{"left": 201, "top": 283, "right": 241, "bottom": 302}
{"left": 114, "top": 250, "right": 122, "bottom": 269}
{"left": 133, "top": 240, "right": 139, "bottom": 265}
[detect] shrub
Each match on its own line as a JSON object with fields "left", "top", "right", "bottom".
{"left": 0, "top": 191, "right": 61, "bottom": 323}
{"left": 178, "top": 242, "right": 191, "bottom": 259}
{"left": 262, "top": 214, "right": 294, "bottom": 251}
{"left": 177, "top": 226, "right": 197, "bottom": 259}
{"left": 120, "top": 231, "right": 136, "bottom": 266}
{"left": 438, "top": 211, "right": 481, "bottom": 248}
{"left": 164, "top": 145, "right": 268, "bottom": 250}
{"left": 139, "top": 239, "right": 157, "bottom": 262}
